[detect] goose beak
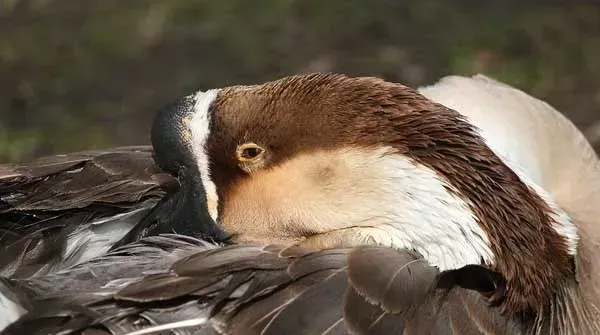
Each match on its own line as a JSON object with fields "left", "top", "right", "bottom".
{"left": 176, "top": 166, "right": 232, "bottom": 245}
{"left": 111, "top": 166, "right": 231, "bottom": 249}
{"left": 149, "top": 91, "right": 230, "bottom": 245}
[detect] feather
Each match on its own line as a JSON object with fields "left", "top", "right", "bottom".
{"left": 0, "top": 146, "right": 179, "bottom": 279}
{"left": 0, "top": 234, "right": 582, "bottom": 335}
{"left": 346, "top": 246, "right": 437, "bottom": 314}
{"left": 344, "top": 284, "right": 407, "bottom": 335}
{"left": 0, "top": 279, "right": 27, "bottom": 331}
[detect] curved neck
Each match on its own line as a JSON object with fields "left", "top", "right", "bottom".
{"left": 418, "top": 73, "right": 599, "bottom": 315}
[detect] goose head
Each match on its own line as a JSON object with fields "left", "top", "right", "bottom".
{"left": 150, "top": 73, "right": 580, "bottom": 316}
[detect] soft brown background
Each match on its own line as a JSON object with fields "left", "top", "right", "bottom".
{"left": 1, "top": 0, "right": 599, "bottom": 163}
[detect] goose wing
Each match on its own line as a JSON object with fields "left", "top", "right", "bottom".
{"left": 0, "top": 146, "right": 176, "bottom": 278}
{"left": 2, "top": 234, "right": 523, "bottom": 335}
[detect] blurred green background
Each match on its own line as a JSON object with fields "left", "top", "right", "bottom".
{"left": 1, "top": 0, "right": 599, "bottom": 163}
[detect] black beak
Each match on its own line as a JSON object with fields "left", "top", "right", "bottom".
{"left": 112, "top": 96, "right": 231, "bottom": 249}
{"left": 169, "top": 165, "right": 232, "bottom": 244}
{"left": 112, "top": 93, "right": 233, "bottom": 249}
{"left": 111, "top": 165, "right": 232, "bottom": 250}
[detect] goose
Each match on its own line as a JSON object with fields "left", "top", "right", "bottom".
{"left": 1, "top": 73, "right": 599, "bottom": 334}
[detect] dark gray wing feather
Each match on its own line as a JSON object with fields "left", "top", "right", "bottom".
{"left": 0, "top": 146, "right": 176, "bottom": 278}
{"left": 346, "top": 246, "right": 438, "bottom": 314}
{"left": 345, "top": 246, "right": 527, "bottom": 335}
{"left": 2, "top": 236, "right": 534, "bottom": 335}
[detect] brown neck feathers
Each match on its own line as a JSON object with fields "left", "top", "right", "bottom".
{"left": 350, "top": 81, "right": 574, "bottom": 314}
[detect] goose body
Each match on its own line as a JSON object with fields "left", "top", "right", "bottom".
{"left": 0, "top": 73, "right": 599, "bottom": 334}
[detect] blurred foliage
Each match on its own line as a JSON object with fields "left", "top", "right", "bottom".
{"left": 0, "top": 0, "right": 599, "bottom": 162}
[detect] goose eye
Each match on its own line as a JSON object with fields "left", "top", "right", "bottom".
{"left": 236, "top": 143, "right": 265, "bottom": 162}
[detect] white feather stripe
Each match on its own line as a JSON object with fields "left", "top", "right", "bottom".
{"left": 189, "top": 89, "right": 221, "bottom": 222}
